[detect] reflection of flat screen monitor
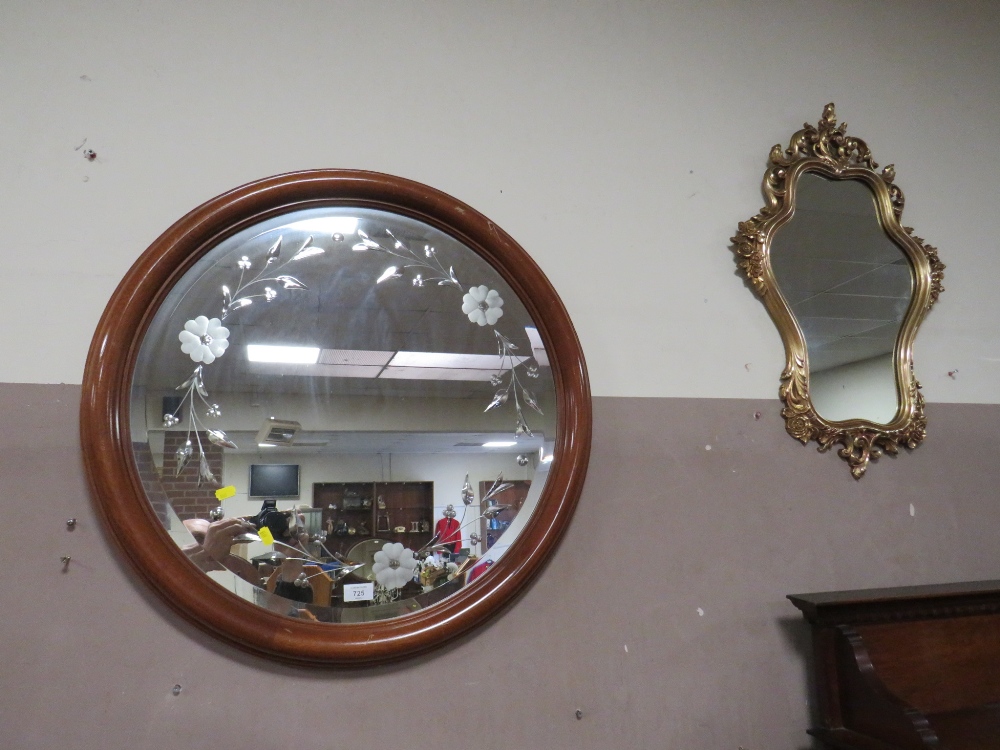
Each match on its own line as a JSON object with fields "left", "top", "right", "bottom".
{"left": 249, "top": 464, "right": 300, "bottom": 497}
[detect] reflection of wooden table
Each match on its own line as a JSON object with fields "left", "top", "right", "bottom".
{"left": 789, "top": 580, "right": 1000, "bottom": 749}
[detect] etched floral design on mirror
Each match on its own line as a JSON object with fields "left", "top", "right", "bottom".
{"left": 81, "top": 171, "right": 591, "bottom": 664}
{"left": 732, "top": 105, "right": 944, "bottom": 478}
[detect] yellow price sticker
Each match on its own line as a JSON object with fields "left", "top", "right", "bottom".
{"left": 215, "top": 485, "right": 236, "bottom": 501}
{"left": 258, "top": 526, "right": 274, "bottom": 546}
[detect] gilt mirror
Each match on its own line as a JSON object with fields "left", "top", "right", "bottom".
{"left": 732, "top": 105, "right": 944, "bottom": 478}
{"left": 81, "top": 170, "right": 591, "bottom": 664}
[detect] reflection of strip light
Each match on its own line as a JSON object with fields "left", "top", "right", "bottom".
{"left": 388, "top": 351, "right": 527, "bottom": 369}
{"left": 285, "top": 217, "right": 359, "bottom": 235}
{"left": 247, "top": 348, "right": 533, "bottom": 381}
{"left": 246, "top": 345, "right": 321, "bottom": 364}
{"left": 539, "top": 446, "right": 553, "bottom": 463}
{"left": 381, "top": 351, "right": 529, "bottom": 382}
{"left": 258, "top": 443, "right": 278, "bottom": 448}
{"left": 379, "top": 367, "right": 500, "bottom": 382}
{"left": 483, "top": 441, "right": 517, "bottom": 448}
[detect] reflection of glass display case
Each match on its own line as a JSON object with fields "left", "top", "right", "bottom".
{"left": 315, "top": 481, "right": 434, "bottom": 559}
{"left": 479, "top": 480, "right": 530, "bottom": 553}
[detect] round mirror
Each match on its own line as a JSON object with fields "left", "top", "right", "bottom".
{"left": 81, "top": 171, "right": 591, "bottom": 664}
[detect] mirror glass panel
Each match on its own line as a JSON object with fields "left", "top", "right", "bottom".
{"left": 770, "top": 172, "right": 913, "bottom": 423}
{"left": 130, "top": 205, "right": 557, "bottom": 623}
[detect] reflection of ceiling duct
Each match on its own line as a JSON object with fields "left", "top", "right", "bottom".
{"left": 256, "top": 418, "right": 301, "bottom": 446}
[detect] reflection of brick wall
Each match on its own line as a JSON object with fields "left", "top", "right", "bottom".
{"left": 133, "top": 441, "right": 170, "bottom": 525}
{"left": 159, "top": 432, "right": 224, "bottom": 521}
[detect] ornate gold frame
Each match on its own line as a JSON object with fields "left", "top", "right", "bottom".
{"left": 732, "top": 104, "right": 944, "bottom": 478}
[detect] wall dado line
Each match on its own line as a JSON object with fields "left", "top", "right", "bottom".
{"left": 6, "top": 383, "right": 1000, "bottom": 749}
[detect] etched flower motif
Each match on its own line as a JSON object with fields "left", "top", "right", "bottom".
{"left": 264, "top": 286, "right": 277, "bottom": 301}
{"left": 174, "top": 439, "right": 193, "bottom": 476}
{"left": 352, "top": 229, "right": 380, "bottom": 252}
{"left": 162, "top": 413, "right": 180, "bottom": 427}
{"left": 237, "top": 256, "right": 251, "bottom": 270}
{"left": 412, "top": 274, "right": 424, "bottom": 287}
{"left": 206, "top": 404, "right": 222, "bottom": 418}
{"left": 372, "top": 542, "right": 418, "bottom": 590}
{"left": 178, "top": 316, "right": 230, "bottom": 364}
{"left": 462, "top": 285, "right": 504, "bottom": 326}
{"left": 515, "top": 409, "right": 532, "bottom": 437}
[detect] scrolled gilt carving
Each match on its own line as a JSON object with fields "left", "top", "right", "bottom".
{"left": 731, "top": 104, "right": 944, "bottom": 478}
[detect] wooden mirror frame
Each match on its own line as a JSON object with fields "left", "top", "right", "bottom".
{"left": 731, "top": 105, "right": 945, "bottom": 478}
{"left": 80, "top": 170, "right": 592, "bottom": 665}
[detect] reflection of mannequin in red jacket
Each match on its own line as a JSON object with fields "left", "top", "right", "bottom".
{"left": 435, "top": 504, "right": 462, "bottom": 555}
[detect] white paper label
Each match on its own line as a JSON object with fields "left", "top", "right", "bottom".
{"left": 343, "top": 582, "right": 374, "bottom": 602}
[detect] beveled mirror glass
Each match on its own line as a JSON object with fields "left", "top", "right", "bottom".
{"left": 732, "top": 105, "right": 944, "bottom": 478}
{"left": 81, "top": 171, "right": 591, "bottom": 664}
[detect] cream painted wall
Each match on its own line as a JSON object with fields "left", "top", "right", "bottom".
{"left": 4, "top": 1, "right": 1000, "bottom": 404}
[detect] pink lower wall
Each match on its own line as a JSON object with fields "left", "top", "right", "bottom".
{"left": 4, "top": 384, "right": 999, "bottom": 749}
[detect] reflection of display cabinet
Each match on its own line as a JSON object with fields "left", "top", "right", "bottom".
{"left": 479, "top": 480, "right": 530, "bottom": 554}
{"left": 314, "top": 481, "right": 434, "bottom": 559}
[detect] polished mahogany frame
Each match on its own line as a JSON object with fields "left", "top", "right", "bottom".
{"left": 80, "top": 170, "right": 592, "bottom": 665}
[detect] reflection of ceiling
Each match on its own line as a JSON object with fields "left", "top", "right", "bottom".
{"left": 770, "top": 173, "right": 912, "bottom": 373}
{"left": 133, "top": 207, "right": 554, "bottom": 403}
{"left": 133, "top": 207, "right": 558, "bottom": 464}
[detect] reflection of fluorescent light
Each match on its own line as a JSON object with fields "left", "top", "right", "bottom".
{"left": 381, "top": 351, "right": 530, "bottom": 381}
{"left": 249, "top": 362, "right": 384, "bottom": 378}
{"left": 247, "top": 345, "right": 320, "bottom": 364}
{"left": 541, "top": 454, "right": 554, "bottom": 463}
{"left": 285, "top": 217, "right": 359, "bottom": 235}
{"left": 320, "top": 349, "right": 395, "bottom": 366}
{"left": 389, "top": 352, "right": 527, "bottom": 369}
{"left": 483, "top": 441, "right": 517, "bottom": 448}
{"left": 246, "top": 347, "right": 537, "bottom": 381}
{"left": 249, "top": 349, "right": 394, "bottom": 379}
{"left": 258, "top": 443, "right": 278, "bottom": 448}
{"left": 380, "top": 367, "right": 500, "bottom": 382}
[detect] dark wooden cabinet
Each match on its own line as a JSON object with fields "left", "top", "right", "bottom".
{"left": 314, "top": 481, "right": 434, "bottom": 559}
{"left": 789, "top": 580, "right": 1000, "bottom": 749}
